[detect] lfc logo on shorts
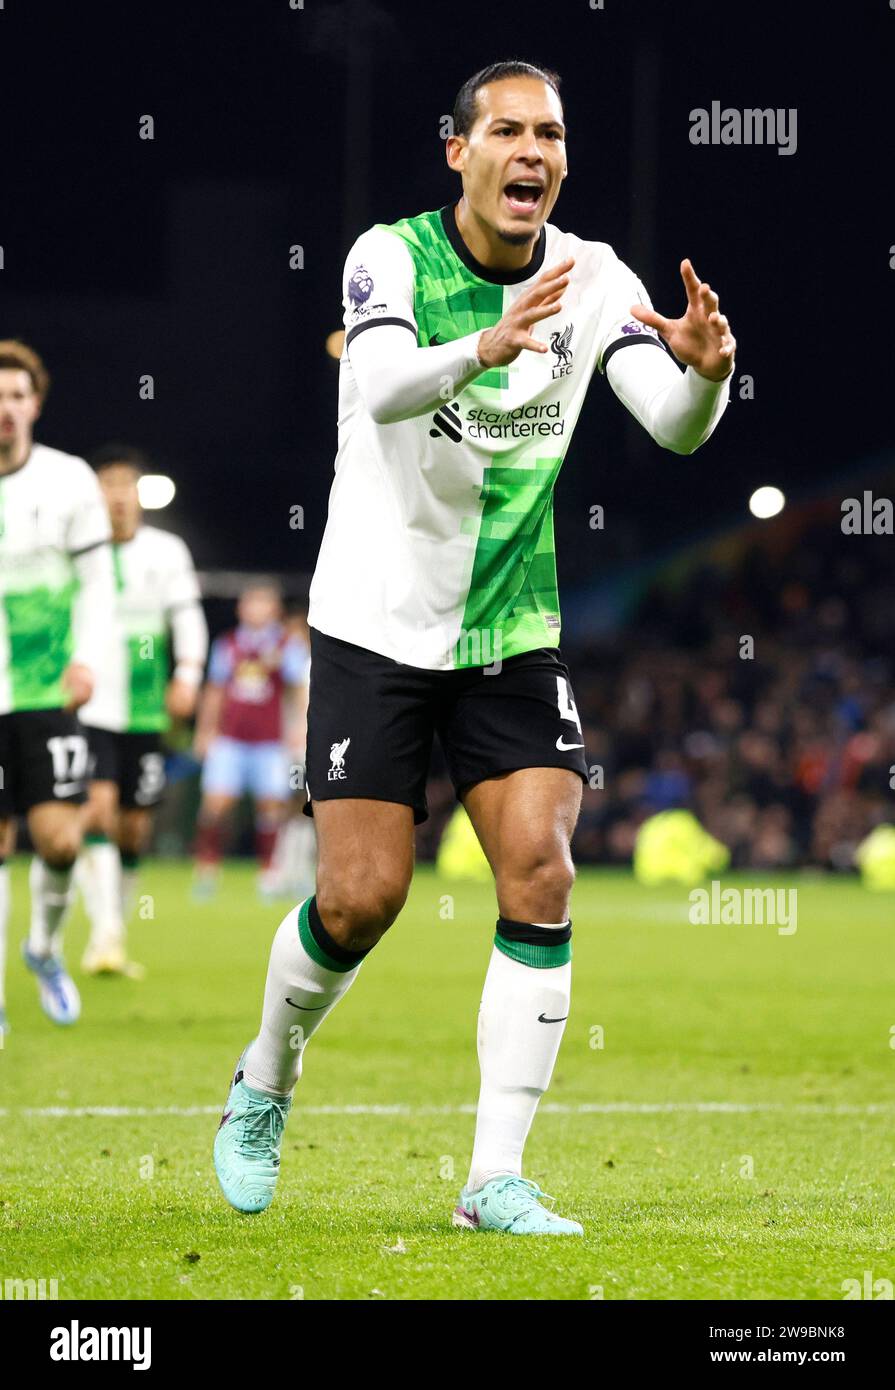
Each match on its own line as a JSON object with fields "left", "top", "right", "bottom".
{"left": 327, "top": 737, "right": 351, "bottom": 781}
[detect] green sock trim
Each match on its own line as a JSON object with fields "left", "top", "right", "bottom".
{"left": 84, "top": 832, "right": 110, "bottom": 846}
{"left": 120, "top": 851, "right": 139, "bottom": 870}
{"left": 494, "top": 933, "right": 572, "bottom": 969}
{"left": 296, "top": 896, "right": 359, "bottom": 974}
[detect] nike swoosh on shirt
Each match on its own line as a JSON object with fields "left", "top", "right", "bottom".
{"left": 285, "top": 997, "right": 329, "bottom": 1011}
{"left": 555, "top": 737, "right": 584, "bottom": 751}
{"left": 538, "top": 1013, "right": 569, "bottom": 1024}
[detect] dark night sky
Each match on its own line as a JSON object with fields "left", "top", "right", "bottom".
{"left": 1, "top": 0, "right": 892, "bottom": 593}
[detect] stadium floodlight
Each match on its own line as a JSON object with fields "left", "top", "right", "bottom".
{"left": 749, "top": 485, "right": 785, "bottom": 519}
{"left": 138, "top": 474, "right": 176, "bottom": 509}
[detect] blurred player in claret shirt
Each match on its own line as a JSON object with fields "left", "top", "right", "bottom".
{"left": 267, "top": 604, "right": 316, "bottom": 901}
{"left": 76, "top": 445, "right": 208, "bottom": 977}
{"left": 192, "top": 582, "right": 310, "bottom": 900}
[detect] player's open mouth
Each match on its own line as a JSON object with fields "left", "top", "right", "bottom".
{"left": 503, "top": 181, "right": 544, "bottom": 214}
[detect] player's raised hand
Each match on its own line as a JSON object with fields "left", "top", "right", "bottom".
{"left": 629, "top": 259, "right": 736, "bottom": 382}
{"left": 476, "top": 257, "right": 575, "bottom": 368}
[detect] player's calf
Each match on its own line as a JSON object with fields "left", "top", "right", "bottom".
{"left": 315, "top": 866, "right": 410, "bottom": 952}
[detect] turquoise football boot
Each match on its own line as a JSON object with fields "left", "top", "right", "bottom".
{"left": 453, "top": 1175, "right": 583, "bottom": 1235}
{"left": 213, "top": 1048, "right": 292, "bottom": 1214}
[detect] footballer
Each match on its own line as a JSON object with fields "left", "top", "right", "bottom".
{"left": 0, "top": 341, "right": 115, "bottom": 1032}
{"left": 214, "top": 61, "right": 736, "bottom": 1234}
{"left": 192, "top": 582, "right": 309, "bottom": 901}
{"left": 76, "top": 445, "right": 208, "bottom": 976}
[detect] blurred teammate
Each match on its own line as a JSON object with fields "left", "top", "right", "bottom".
{"left": 267, "top": 605, "right": 315, "bottom": 900}
{"left": 0, "top": 341, "right": 114, "bottom": 1031}
{"left": 76, "top": 445, "right": 208, "bottom": 975}
{"left": 193, "top": 583, "right": 309, "bottom": 899}
{"left": 215, "top": 62, "right": 735, "bottom": 1233}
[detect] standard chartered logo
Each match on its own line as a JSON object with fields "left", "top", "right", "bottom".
{"left": 466, "top": 401, "right": 565, "bottom": 439}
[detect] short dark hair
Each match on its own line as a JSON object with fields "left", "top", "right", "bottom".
{"left": 89, "top": 442, "right": 149, "bottom": 475}
{"left": 453, "top": 60, "right": 562, "bottom": 139}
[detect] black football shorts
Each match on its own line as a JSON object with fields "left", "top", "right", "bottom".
{"left": 0, "top": 708, "right": 90, "bottom": 816}
{"left": 303, "top": 627, "right": 588, "bottom": 825}
{"left": 83, "top": 726, "right": 167, "bottom": 809}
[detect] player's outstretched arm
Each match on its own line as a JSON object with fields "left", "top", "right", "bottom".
{"left": 166, "top": 571, "right": 208, "bottom": 721}
{"left": 629, "top": 259, "right": 735, "bottom": 381}
{"left": 606, "top": 343, "right": 732, "bottom": 455}
{"left": 348, "top": 258, "right": 574, "bottom": 426}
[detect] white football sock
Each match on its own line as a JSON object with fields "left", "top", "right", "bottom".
{"left": 467, "top": 928, "right": 571, "bottom": 1193}
{"left": 28, "top": 857, "right": 75, "bottom": 957}
{"left": 243, "top": 898, "right": 364, "bottom": 1097}
{"left": 76, "top": 841, "right": 124, "bottom": 948}
{"left": 0, "top": 863, "right": 9, "bottom": 1009}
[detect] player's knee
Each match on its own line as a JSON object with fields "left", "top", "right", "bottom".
{"left": 40, "top": 827, "right": 82, "bottom": 870}
{"left": 317, "top": 865, "right": 411, "bottom": 950}
{"left": 84, "top": 787, "right": 116, "bottom": 839}
{"left": 499, "top": 845, "right": 575, "bottom": 920}
{"left": 118, "top": 811, "right": 149, "bottom": 857}
{"left": 117, "top": 826, "right": 142, "bottom": 857}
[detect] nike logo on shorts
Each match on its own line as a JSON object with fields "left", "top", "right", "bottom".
{"left": 555, "top": 736, "right": 584, "bottom": 751}
{"left": 538, "top": 1013, "right": 569, "bottom": 1024}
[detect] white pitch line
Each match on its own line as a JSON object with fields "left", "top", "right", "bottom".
{"left": 0, "top": 1102, "right": 891, "bottom": 1119}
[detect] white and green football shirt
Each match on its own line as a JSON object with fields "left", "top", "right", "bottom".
{"left": 0, "top": 443, "right": 111, "bottom": 713}
{"left": 308, "top": 202, "right": 667, "bottom": 670}
{"left": 79, "top": 524, "right": 204, "bottom": 734}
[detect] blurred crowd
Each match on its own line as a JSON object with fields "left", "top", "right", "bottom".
{"left": 422, "top": 521, "right": 895, "bottom": 870}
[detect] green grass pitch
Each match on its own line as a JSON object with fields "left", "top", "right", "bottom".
{"left": 1, "top": 859, "right": 893, "bottom": 1301}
